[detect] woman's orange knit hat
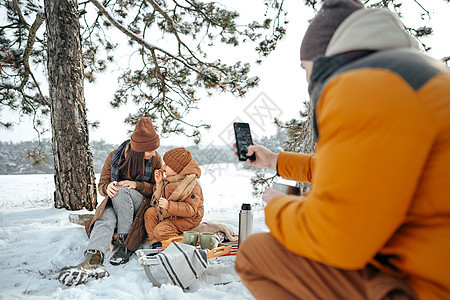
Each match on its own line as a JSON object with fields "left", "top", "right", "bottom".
{"left": 130, "top": 118, "right": 160, "bottom": 152}
{"left": 163, "top": 147, "right": 192, "bottom": 173}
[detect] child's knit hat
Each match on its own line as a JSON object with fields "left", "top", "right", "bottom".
{"left": 163, "top": 147, "right": 192, "bottom": 173}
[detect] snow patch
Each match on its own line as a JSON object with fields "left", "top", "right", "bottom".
{"left": 0, "top": 164, "right": 268, "bottom": 299}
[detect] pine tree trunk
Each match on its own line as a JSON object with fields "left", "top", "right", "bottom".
{"left": 45, "top": 0, "right": 97, "bottom": 211}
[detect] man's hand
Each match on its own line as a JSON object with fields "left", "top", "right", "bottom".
{"left": 234, "top": 143, "right": 279, "bottom": 170}
{"left": 159, "top": 197, "right": 169, "bottom": 209}
{"left": 117, "top": 180, "right": 136, "bottom": 190}
{"left": 154, "top": 169, "right": 164, "bottom": 186}
{"left": 107, "top": 181, "right": 118, "bottom": 198}
{"left": 262, "top": 188, "right": 284, "bottom": 204}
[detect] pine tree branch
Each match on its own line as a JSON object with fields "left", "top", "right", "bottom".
{"left": 174, "top": 0, "right": 222, "bottom": 27}
{"left": 273, "top": 0, "right": 286, "bottom": 32}
{"left": 18, "top": 12, "right": 45, "bottom": 91}
{"left": 159, "top": 99, "right": 206, "bottom": 130}
{"left": 88, "top": 0, "right": 200, "bottom": 75}
{"left": 142, "top": 9, "right": 156, "bottom": 39}
{"left": 144, "top": 0, "right": 225, "bottom": 75}
{"left": 30, "top": 70, "right": 49, "bottom": 106}
{"left": 145, "top": 0, "right": 183, "bottom": 55}
{"left": 13, "top": 0, "right": 30, "bottom": 29}
{"left": 19, "top": 90, "right": 44, "bottom": 141}
{"left": 149, "top": 47, "right": 166, "bottom": 100}
{"left": 411, "top": 0, "right": 430, "bottom": 19}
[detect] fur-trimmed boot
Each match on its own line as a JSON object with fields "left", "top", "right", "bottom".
{"left": 58, "top": 249, "right": 109, "bottom": 286}
{"left": 110, "top": 234, "right": 133, "bottom": 265}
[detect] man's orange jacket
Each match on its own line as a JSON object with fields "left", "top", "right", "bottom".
{"left": 266, "top": 50, "right": 450, "bottom": 299}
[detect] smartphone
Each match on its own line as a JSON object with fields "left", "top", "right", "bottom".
{"left": 233, "top": 122, "right": 256, "bottom": 162}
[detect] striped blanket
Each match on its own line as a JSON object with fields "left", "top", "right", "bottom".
{"left": 155, "top": 242, "right": 208, "bottom": 289}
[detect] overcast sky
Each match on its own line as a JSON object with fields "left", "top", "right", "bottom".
{"left": 1, "top": 0, "right": 449, "bottom": 147}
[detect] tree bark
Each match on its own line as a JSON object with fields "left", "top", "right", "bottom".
{"left": 45, "top": 0, "right": 97, "bottom": 210}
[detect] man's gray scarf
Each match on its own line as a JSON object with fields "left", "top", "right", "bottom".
{"left": 309, "top": 50, "right": 376, "bottom": 140}
{"left": 110, "top": 139, "right": 153, "bottom": 182}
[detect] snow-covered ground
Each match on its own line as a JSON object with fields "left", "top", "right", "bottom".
{"left": 0, "top": 163, "right": 269, "bottom": 299}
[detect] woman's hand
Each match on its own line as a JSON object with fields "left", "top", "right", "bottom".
{"left": 159, "top": 197, "right": 169, "bottom": 210}
{"left": 262, "top": 188, "right": 284, "bottom": 204}
{"left": 117, "top": 180, "right": 136, "bottom": 190}
{"left": 107, "top": 181, "right": 118, "bottom": 198}
{"left": 234, "top": 143, "right": 279, "bottom": 170}
{"left": 154, "top": 169, "right": 164, "bottom": 186}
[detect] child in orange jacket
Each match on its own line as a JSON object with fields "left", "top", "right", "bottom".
{"left": 144, "top": 147, "right": 204, "bottom": 248}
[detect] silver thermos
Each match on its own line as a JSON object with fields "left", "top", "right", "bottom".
{"left": 238, "top": 203, "right": 253, "bottom": 246}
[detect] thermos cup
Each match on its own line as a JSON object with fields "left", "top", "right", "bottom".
{"left": 238, "top": 203, "right": 253, "bottom": 246}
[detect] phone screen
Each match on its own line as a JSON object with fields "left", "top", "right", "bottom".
{"left": 234, "top": 122, "right": 256, "bottom": 161}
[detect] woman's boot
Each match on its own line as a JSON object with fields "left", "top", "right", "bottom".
{"left": 110, "top": 234, "right": 133, "bottom": 265}
{"left": 58, "top": 249, "right": 109, "bottom": 286}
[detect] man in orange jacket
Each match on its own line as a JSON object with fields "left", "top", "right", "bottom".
{"left": 235, "top": 0, "right": 450, "bottom": 299}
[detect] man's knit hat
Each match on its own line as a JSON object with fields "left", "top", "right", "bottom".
{"left": 130, "top": 118, "right": 160, "bottom": 152}
{"left": 163, "top": 147, "right": 192, "bottom": 174}
{"left": 300, "top": 0, "right": 364, "bottom": 60}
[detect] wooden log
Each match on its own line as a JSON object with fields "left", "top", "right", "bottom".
{"left": 68, "top": 213, "right": 94, "bottom": 226}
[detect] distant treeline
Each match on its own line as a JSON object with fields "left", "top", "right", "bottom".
{"left": 0, "top": 130, "right": 286, "bottom": 175}
{"left": 0, "top": 139, "right": 239, "bottom": 175}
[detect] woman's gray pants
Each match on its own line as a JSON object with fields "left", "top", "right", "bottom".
{"left": 86, "top": 186, "right": 143, "bottom": 255}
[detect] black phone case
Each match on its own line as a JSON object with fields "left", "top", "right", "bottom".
{"left": 234, "top": 122, "right": 256, "bottom": 162}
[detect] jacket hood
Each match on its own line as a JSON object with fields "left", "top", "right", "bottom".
{"left": 178, "top": 157, "right": 201, "bottom": 178}
{"left": 325, "top": 8, "right": 419, "bottom": 57}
